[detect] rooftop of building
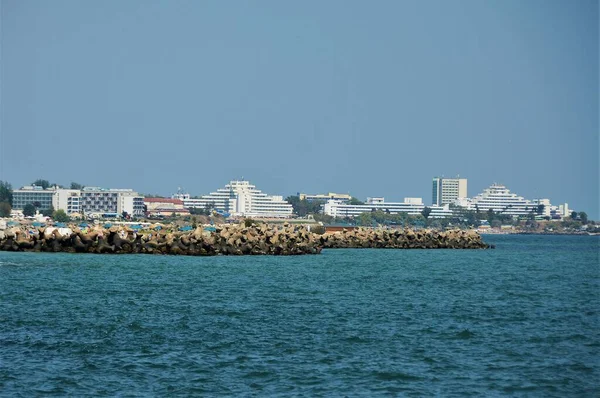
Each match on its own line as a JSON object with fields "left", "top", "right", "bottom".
{"left": 144, "top": 198, "right": 184, "bottom": 204}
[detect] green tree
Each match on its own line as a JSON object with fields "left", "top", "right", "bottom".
{"left": 358, "top": 212, "right": 373, "bottom": 226}
{"left": 487, "top": 208, "right": 496, "bottom": 223}
{"left": 285, "top": 195, "right": 324, "bottom": 217}
{"left": 23, "top": 204, "right": 36, "bottom": 217}
{"left": 408, "top": 214, "right": 426, "bottom": 227}
{"left": 189, "top": 207, "right": 204, "bottom": 215}
{"left": 0, "top": 201, "right": 11, "bottom": 217}
{"left": 42, "top": 205, "right": 55, "bottom": 218}
{"left": 571, "top": 211, "right": 578, "bottom": 220}
{"left": 429, "top": 219, "right": 442, "bottom": 229}
{"left": 421, "top": 206, "right": 432, "bottom": 219}
{"left": 537, "top": 204, "right": 545, "bottom": 215}
{"left": 579, "top": 212, "right": 588, "bottom": 224}
{"left": 313, "top": 213, "right": 334, "bottom": 224}
{"left": 52, "top": 209, "right": 70, "bottom": 222}
{"left": 349, "top": 197, "right": 364, "bottom": 205}
{"left": 370, "top": 210, "right": 386, "bottom": 224}
{"left": 70, "top": 182, "right": 84, "bottom": 190}
{"left": 0, "top": 180, "right": 13, "bottom": 205}
{"left": 32, "top": 179, "right": 50, "bottom": 189}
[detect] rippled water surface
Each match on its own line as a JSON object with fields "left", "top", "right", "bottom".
{"left": 1, "top": 235, "right": 598, "bottom": 396}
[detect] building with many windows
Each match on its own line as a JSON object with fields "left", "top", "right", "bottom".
{"left": 12, "top": 185, "right": 144, "bottom": 217}
{"left": 80, "top": 187, "right": 144, "bottom": 217}
{"left": 12, "top": 186, "right": 56, "bottom": 210}
{"left": 322, "top": 197, "right": 452, "bottom": 218}
{"left": 299, "top": 192, "right": 352, "bottom": 203}
{"left": 53, "top": 189, "right": 82, "bottom": 214}
{"left": 173, "top": 180, "right": 293, "bottom": 218}
{"left": 432, "top": 177, "right": 468, "bottom": 206}
{"left": 456, "top": 184, "right": 557, "bottom": 218}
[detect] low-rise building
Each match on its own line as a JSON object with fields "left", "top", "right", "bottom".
{"left": 12, "top": 185, "right": 56, "bottom": 210}
{"left": 323, "top": 197, "right": 451, "bottom": 218}
{"left": 299, "top": 192, "right": 352, "bottom": 203}
{"left": 144, "top": 198, "right": 189, "bottom": 217}
{"left": 80, "top": 187, "right": 144, "bottom": 217}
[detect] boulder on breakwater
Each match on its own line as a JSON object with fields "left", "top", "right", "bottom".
{"left": 0, "top": 223, "right": 491, "bottom": 255}
{"left": 321, "top": 227, "right": 490, "bottom": 249}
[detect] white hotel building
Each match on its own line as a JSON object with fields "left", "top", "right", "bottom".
{"left": 432, "top": 177, "right": 468, "bottom": 206}
{"left": 456, "top": 184, "right": 569, "bottom": 218}
{"left": 11, "top": 185, "right": 144, "bottom": 217}
{"left": 323, "top": 197, "right": 453, "bottom": 218}
{"left": 174, "top": 180, "right": 293, "bottom": 218}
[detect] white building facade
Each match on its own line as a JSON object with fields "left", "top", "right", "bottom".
{"left": 174, "top": 180, "right": 293, "bottom": 218}
{"left": 456, "top": 184, "right": 568, "bottom": 218}
{"left": 432, "top": 177, "right": 468, "bottom": 206}
{"left": 12, "top": 185, "right": 144, "bottom": 217}
{"left": 12, "top": 186, "right": 56, "bottom": 210}
{"left": 323, "top": 197, "right": 452, "bottom": 218}
{"left": 299, "top": 192, "right": 352, "bottom": 203}
{"left": 53, "top": 189, "right": 82, "bottom": 214}
{"left": 80, "top": 187, "right": 144, "bottom": 217}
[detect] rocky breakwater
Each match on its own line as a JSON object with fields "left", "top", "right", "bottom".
{"left": 0, "top": 223, "right": 491, "bottom": 255}
{"left": 0, "top": 223, "right": 323, "bottom": 256}
{"left": 321, "top": 227, "right": 491, "bottom": 249}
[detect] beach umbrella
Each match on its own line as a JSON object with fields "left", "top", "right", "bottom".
{"left": 55, "top": 222, "right": 67, "bottom": 228}
{"left": 130, "top": 224, "right": 142, "bottom": 230}
{"left": 79, "top": 223, "right": 89, "bottom": 228}
{"left": 32, "top": 222, "right": 44, "bottom": 227}
{"left": 103, "top": 223, "right": 112, "bottom": 229}
{"left": 204, "top": 226, "right": 216, "bottom": 232}
{"left": 7, "top": 221, "right": 20, "bottom": 226}
{"left": 179, "top": 225, "right": 193, "bottom": 231}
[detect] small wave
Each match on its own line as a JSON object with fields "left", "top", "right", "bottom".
{"left": 344, "top": 336, "right": 370, "bottom": 344}
{"left": 0, "top": 261, "right": 21, "bottom": 266}
{"left": 374, "top": 371, "right": 422, "bottom": 381}
{"left": 454, "top": 329, "right": 475, "bottom": 339}
{"left": 243, "top": 370, "right": 272, "bottom": 379}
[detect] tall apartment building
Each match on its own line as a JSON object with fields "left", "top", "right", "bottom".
{"left": 432, "top": 177, "right": 468, "bottom": 206}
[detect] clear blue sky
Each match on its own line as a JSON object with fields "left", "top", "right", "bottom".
{"left": 1, "top": 0, "right": 598, "bottom": 217}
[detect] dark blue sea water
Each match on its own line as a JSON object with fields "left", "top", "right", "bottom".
{"left": 1, "top": 235, "right": 598, "bottom": 396}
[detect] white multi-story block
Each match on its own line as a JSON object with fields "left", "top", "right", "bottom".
{"left": 459, "top": 184, "right": 552, "bottom": 217}
{"left": 174, "top": 180, "right": 293, "bottom": 218}
{"left": 432, "top": 177, "right": 468, "bottom": 206}
{"left": 323, "top": 197, "right": 450, "bottom": 218}
{"left": 53, "top": 189, "right": 82, "bottom": 214}
{"left": 81, "top": 187, "right": 144, "bottom": 217}
{"left": 299, "top": 192, "right": 352, "bottom": 203}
